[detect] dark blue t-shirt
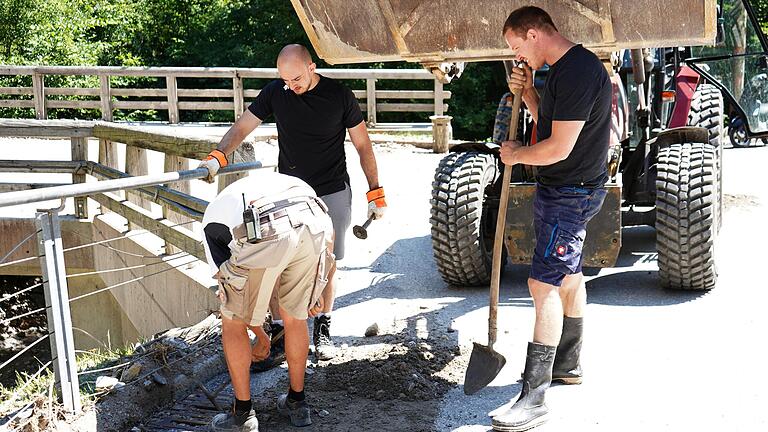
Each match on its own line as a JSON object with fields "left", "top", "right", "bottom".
{"left": 248, "top": 75, "right": 364, "bottom": 196}
{"left": 536, "top": 45, "right": 611, "bottom": 187}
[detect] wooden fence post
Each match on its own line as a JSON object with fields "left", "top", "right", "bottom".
{"left": 125, "top": 145, "right": 150, "bottom": 230}
{"left": 31, "top": 73, "right": 47, "bottom": 119}
{"left": 434, "top": 79, "right": 445, "bottom": 116}
{"left": 167, "top": 76, "right": 179, "bottom": 123}
{"left": 99, "top": 75, "right": 113, "bottom": 121}
{"left": 163, "top": 155, "right": 190, "bottom": 254}
{"left": 233, "top": 75, "right": 244, "bottom": 121}
{"left": 218, "top": 143, "right": 256, "bottom": 193}
{"left": 430, "top": 115, "right": 452, "bottom": 153}
{"left": 366, "top": 78, "right": 377, "bottom": 125}
{"left": 70, "top": 137, "right": 88, "bottom": 219}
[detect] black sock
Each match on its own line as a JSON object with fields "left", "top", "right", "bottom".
{"left": 288, "top": 388, "right": 305, "bottom": 402}
{"left": 234, "top": 398, "right": 252, "bottom": 415}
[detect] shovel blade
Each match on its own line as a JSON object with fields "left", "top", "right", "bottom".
{"left": 463, "top": 342, "right": 506, "bottom": 395}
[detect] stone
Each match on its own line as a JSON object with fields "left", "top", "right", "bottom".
{"left": 120, "top": 362, "right": 142, "bottom": 382}
{"left": 318, "top": 409, "right": 330, "bottom": 418}
{"left": 151, "top": 372, "right": 167, "bottom": 386}
{"left": 364, "top": 323, "right": 379, "bottom": 337}
{"left": 95, "top": 376, "right": 124, "bottom": 391}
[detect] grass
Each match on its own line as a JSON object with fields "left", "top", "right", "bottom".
{"left": 0, "top": 344, "right": 140, "bottom": 420}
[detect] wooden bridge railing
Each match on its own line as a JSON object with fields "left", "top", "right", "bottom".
{"left": 0, "top": 66, "right": 450, "bottom": 126}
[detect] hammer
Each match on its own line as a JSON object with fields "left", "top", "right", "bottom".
{"left": 353, "top": 216, "right": 374, "bottom": 239}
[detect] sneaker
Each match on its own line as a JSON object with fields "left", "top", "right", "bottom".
{"left": 210, "top": 409, "right": 259, "bottom": 431}
{"left": 312, "top": 315, "right": 337, "bottom": 360}
{"left": 277, "top": 394, "right": 312, "bottom": 427}
{"left": 251, "top": 323, "right": 286, "bottom": 373}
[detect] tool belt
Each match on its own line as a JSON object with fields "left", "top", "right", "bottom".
{"left": 233, "top": 196, "right": 327, "bottom": 243}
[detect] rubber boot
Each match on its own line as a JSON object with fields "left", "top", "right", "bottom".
{"left": 552, "top": 316, "right": 583, "bottom": 385}
{"left": 492, "top": 342, "right": 556, "bottom": 432}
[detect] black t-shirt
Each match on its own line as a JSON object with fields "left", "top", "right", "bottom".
{"left": 536, "top": 44, "right": 611, "bottom": 187}
{"left": 248, "top": 75, "right": 364, "bottom": 196}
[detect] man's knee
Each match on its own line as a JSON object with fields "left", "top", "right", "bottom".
{"left": 528, "top": 277, "right": 559, "bottom": 300}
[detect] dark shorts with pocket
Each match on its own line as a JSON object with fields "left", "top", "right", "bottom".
{"left": 530, "top": 184, "right": 607, "bottom": 287}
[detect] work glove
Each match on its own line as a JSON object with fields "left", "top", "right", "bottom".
{"left": 198, "top": 149, "right": 228, "bottom": 183}
{"left": 366, "top": 186, "right": 387, "bottom": 220}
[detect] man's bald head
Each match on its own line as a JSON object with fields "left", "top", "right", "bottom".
{"left": 277, "top": 44, "right": 318, "bottom": 95}
{"left": 277, "top": 44, "right": 313, "bottom": 67}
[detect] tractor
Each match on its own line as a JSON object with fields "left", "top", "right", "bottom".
{"left": 289, "top": 0, "right": 768, "bottom": 290}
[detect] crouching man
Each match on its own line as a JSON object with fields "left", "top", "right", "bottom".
{"left": 203, "top": 171, "right": 334, "bottom": 431}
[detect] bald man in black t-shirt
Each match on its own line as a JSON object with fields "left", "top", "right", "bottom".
{"left": 199, "top": 45, "right": 386, "bottom": 369}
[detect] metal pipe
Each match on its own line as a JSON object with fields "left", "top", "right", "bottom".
{"left": 0, "top": 162, "right": 262, "bottom": 208}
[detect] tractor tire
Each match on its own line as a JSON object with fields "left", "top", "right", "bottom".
{"left": 655, "top": 142, "right": 718, "bottom": 290}
{"left": 430, "top": 152, "right": 502, "bottom": 286}
{"left": 687, "top": 83, "right": 724, "bottom": 232}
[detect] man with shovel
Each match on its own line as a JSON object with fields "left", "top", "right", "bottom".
{"left": 199, "top": 44, "right": 387, "bottom": 366}
{"left": 491, "top": 6, "right": 611, "bottom": 431}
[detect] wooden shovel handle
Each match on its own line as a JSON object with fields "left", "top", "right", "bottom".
{"left": 488, "top": 82, "right": 523, "bottom": 349}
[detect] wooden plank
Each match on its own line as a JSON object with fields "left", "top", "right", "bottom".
{"left": 163, "top": 154, "right": 191, "bottom": 253}
{"left": 0, "top": 100, "right": 35, "bottom": 108}
{"left": 167, "top": 76, "right": 179, "bottom": 123}
{"left": 378, "top": 103, "right": 449, "bottom": 112}
{"left": 45, "top": 88, "right": 100, "bottom": 96}
{"left": 31, "top": 73, "right": 46, "bottom": 119}
{"left": 111, "top": 88, "right": 167, "bottom": 97}
{"left": 99, "top": 75, "right": 113, "bottom": 121}
{"left": 177, "top": 102, "right": 234, "bottom": 111}
{"left": 366, "top": 78, "right": 377, "bottom": 125}
{"left": 71, "top": 137, "right": 88, "bottom": 218}
{"left": 112, "top": 101, "right": 169, "bottom": 110}
{"left": 242, "top": 90, "right": 262, "bottom": 98}
{"left": 351, "top": 90, "right": 452, "bottom": 99}
{"left": 0, "top": 87, "right": 33, "bottom": 95}
{"left": 98, "top": 133, "right": 119, "bottom": 214}
{"left": 91, "top": 123, "right": 217, "bottom": 159}
{"left": 0, "top": 119, "right": 94, "bottom": 138}
{"left": 0, "top": 160, "right": 86, "bottom": 173}
{"left": 125, "top": 145, "right": 151, "bottom": 229}
{"left": 46, "top": 100, "right": 101, "bottom": 109}
{"left": 87, "top": 161, "right": 208, "bottom": 215}
{"left": 90, "top": 192, "right": 206, "bottom": 261}
{"left": 0, "top": 183, "right": 69, "bottom": 193}
{"left": 233, "top": 76, "right": 244, "bottom": 120}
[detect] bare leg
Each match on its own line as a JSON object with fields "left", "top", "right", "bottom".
{"left": 280, "top": 305, "right": 308, "bottom": 392}
{"left": 221, "top": 315, "right": 252, "bottom": 401}
{"left": 558, "top": 272, "right": 586, "bottom": 317}
{"left": 528, "top": 278, "right": 564, "bottom": 346}
{"left": 320, "top": 261, "right": 337, "bottom": 313}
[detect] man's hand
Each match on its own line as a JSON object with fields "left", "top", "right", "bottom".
{"left": 198, "top": 149, "right": 228, "bottom": 183}
{"left": 366, "top": 186, "right": 387, "bottom": 220}
{"left": 508, "top": 64, "right": 533, "bottom": 92}
{"left": 308, "top": 295, "right": 324, "bottom": 318}
{"left": 500, "top": 140, "right": 523, "bottom": 166}
{"left": 250, "top": 325, "right": 271, "bottom": 362}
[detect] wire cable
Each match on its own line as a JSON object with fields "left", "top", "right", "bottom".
{"left": 0, "top": 334, "right": 49, "bottom": 373}
{"left": 0, "top": 230, "right": 40, "bottom": 265}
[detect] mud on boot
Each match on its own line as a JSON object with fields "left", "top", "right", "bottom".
{"left": 492, "top": 342, "right": 556, "bottom": 432}
{"left": 552, "top": 316, "right": 583, "bottom": 385}
{"left": 313, "top": 315, "right": 337, "bottom": 360}
{"left": 210, "top": 409, "right": 259, "bottom": 432}
{"left": 251, "top": 322, "right": 286, "bottom": 373}
{"left": 277, "top": 394, "right": 312, "bottom": 427}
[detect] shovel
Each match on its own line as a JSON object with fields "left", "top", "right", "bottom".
{"left": 464, "top": 62, "right": 523, "bottom": 396}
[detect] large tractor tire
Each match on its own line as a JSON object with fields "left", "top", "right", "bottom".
{"left": 688, "top": 83, "right": 724, "bottom": 231}
{"left": 430, "top": 152, "right": 502, "bottom": 286}
{"left": 655, "top": 142, "right": 718, "bottom": 290}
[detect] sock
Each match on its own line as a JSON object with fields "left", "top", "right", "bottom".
{"left": 288, "top": 388, "right": 305, "bottom": 402}
{"left": 316, "top": 312, "right": 330, "bottom": 319}
{"left": 234, "top": 398, "right": 252, "bottom": 415}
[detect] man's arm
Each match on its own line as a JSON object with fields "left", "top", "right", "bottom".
{"left": 347, "top": 121, "right": 379, "bottom": 189}
{"left": 216, "top": 110, "right": 263, "bottom": 154}
{"left": 500, "top": 120, "right": 585, "bottom": 166}
{"left": 522, "top": 88, "right": 540, "bottom": 124}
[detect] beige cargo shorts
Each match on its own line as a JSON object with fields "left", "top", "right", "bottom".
{"left": 216, "top": 205, "right": 334, "bottom": 327}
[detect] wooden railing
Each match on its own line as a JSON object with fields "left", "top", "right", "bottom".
{"left": 0, "top": 66, "right": 450, "bottom": 125}
{"left": 0, "top": 119, "right": 269, "bottom": 258}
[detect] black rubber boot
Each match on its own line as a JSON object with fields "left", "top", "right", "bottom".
{"left": 313, "top": 315, "right": 337, "bottom": 360}
{"left": 552, "top": 316, "right": 583, "bottom": 385}
{"left": 492, "top": 342, "right": 556, "bottom": 432}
